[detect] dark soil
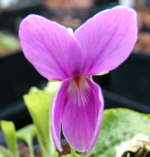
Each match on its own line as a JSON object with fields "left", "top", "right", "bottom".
{"left": 18, "top": 143, "right": 95, "bottom": 157}
{"left": 19, "top": 143, "right": 70, "bottom": 157}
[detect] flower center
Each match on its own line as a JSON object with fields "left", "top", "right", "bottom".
{"left": 68, "top": 75, "right": 89, "bottom": 94}
{"left": 74, "top": 76, "right": 82, "bottom": 87}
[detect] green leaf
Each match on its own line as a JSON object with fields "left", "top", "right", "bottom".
{"left": 61, "top": 148, "right": 80, "bottom": 157}
{"left": 17, "top": 124, "right": 37, "bottom": 157}
{"left": 0, "top": 121, "right": 19, "bottom": 157}
{"left": 24, "top": 81, "right": 60, "bottom": 157}
{"left": 0, "top": 146, "right": 13, "bottom": 157}
{"left": 0, "top": 32, "right": 20, "bottom": 54}
{"left": 17, "top": 124, "right": 36, "bottom": 139}
{"left": 24, "top": 88, "right": 51, "bottom": 156}
{"left": 92, "top": 108, "right": 150, "bottom": 157}
{"left": 62, "top": 154, "right": 80, "bottom": 157}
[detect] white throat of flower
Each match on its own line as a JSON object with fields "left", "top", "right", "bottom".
{"left": 67, "top": 27, "right": 74, "bottom": 36}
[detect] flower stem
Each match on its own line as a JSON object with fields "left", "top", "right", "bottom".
{"left": 26, "top": 138, "right": 35, "bottom": 157}
{"left": 49, "top": 134, "right": 58, "bottom": 157}
{"left": 70, "top": 148, "right": 79, "bottom": 157}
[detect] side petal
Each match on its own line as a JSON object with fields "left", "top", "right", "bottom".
{"left": 75, "top": 6, "right": 138, "bottom": 75}
{"left": 60, "top": 78, "right": 104, "bottom": 152}
{"left": 51, "top": 81, "right": 70, "bottom": 151}
{"left": 19, "top": 15, "right": 83, "bottom": 81}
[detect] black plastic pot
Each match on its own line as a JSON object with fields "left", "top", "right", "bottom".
{"left": 0, "top": 0, "right": 44, "bottom": 33}
{"left": 0, "top": 99, "right": 31, "bottom": 128}
{"left": 103, "top": 90, "right": 150, "bottom": 113}
{"left": 0, "top": 51, "right": 46, "bottom": 109}
{"left": 95, "top": 0, "right": 118, "bottom": 6}
{"left": 109, "top": 53, "right": 150, "bottom": 106}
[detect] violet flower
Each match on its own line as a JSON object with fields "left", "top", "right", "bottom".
{"left": 19, "top": 6, "right": 137, "bottom": 152}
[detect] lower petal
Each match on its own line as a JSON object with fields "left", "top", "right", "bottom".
{"left": 61, "top": 78, "right": 104, "bottom": 152}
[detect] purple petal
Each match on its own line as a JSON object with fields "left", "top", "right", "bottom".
{"left": 75, "top": 6, "right": 138, "bottom": 75}
{"left": 51, "top": 81, "right": 69, "bottom": 151}
{"left": 52, "top": 77, "right": 104, "bottom": 152}
{"left": 19, "top": 15, "right": 83, "bottom": 80}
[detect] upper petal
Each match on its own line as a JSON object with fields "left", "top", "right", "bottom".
{"left": 55, "top": 77, "right": 104, "bottom": 152}
{"left": 19, "top": 15, "right": 83, "bottom": 81}
{"left": 75, "top": 6, "right": 138, "bottom": 75}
